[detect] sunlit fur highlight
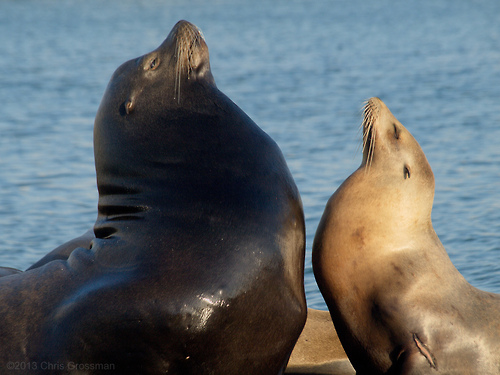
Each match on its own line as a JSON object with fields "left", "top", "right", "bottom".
{"left": 361, "top": 98, "right": 379, "bottom": 171}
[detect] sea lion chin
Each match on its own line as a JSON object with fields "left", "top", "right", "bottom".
{"left": 313, "top": 97, "right": 500, "bottom": 374}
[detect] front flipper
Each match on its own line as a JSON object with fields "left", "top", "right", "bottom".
{"left": 26, "top": 229, "right": 95, "bottom": 271}
{"left": 0, "top": 267, "right": 22, "bottom": 277}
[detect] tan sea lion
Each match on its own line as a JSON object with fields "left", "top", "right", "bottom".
{"left": 312, "top": 97, "right": 500, "bottom": 374}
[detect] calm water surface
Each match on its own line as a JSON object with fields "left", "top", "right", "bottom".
{"left": 1, "top": 0, "right": 499, "bottom": 309}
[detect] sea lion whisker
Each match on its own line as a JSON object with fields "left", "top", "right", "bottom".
{"left": 361, "top": 101, "right": 371, "bottom": 152}
{"left": 361, "top": 100, "right": 376, "bottom": 171}
{"left": 186, "top": 27, "right": 201, "bottom": 76}
{"left": 355, "top": 106, "right": 366, "bottom": 158}
{"left": 174, "top": 37, "right": 183, "bottom": 104}
{"left": 369, "top": 124, "right": 376, "bottom": 169}
{"left": 174, "top": 26, "right": 202, "bottom": 103}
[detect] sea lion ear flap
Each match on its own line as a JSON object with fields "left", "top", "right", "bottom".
{"left": 404, "top": 165, "right": 411, "bottom": 179}
{"left": 118, "top": 99, "right": 134, "bottom": 116}
{"left": 125, "top": 100, "right": 134, "bottom": 115}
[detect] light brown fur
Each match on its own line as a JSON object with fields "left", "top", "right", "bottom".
{"left": 313, "top": 97, "right": 500, "bottom": 374}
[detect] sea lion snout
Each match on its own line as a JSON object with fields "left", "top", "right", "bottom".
{"left": 171, "top": 20, "right": 206, "bottom": 42}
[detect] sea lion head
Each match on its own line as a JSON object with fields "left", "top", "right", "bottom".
{"left": 314, "top": 97, "right": 436, "bottom": 263}
{"left": 93, "top": 20, "right": 218, "bottom": 183}
{"left": 104, "top": 19, "right": 214, "bottom": 117}
{"left": 357, "top": 97, "right": 435, "bottom": 229}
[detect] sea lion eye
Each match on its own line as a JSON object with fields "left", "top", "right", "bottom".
{"left": 148, "top": 57, "right": 159, "bottom": 70}
{"left": 404, "top": 165, "right": 411, "bottom": 179}
{"left": 393, "top": 123, "right": 400, "bottom": 139}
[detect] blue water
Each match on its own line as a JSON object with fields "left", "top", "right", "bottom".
{"left": 1, "top": 0, "right": 499, "bottom": 310}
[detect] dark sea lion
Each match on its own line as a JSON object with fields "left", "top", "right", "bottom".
{"left": 0, "top": 20, "right": 306, "bottom": 374}
{"left": 286, "top": 308, "right": 355, "bottom": 375}
{"left": 312, "top": 97, "right": 500, "bottom": 374}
